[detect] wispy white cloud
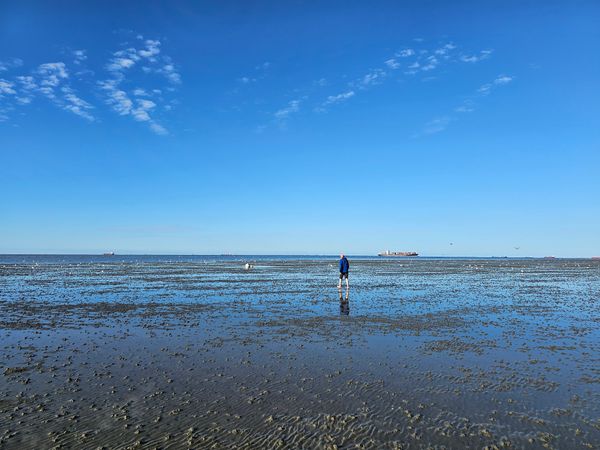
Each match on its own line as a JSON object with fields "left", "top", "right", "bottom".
{"left": 237, "top": 61, "right": 271, "bottom": 85}
{"left": 131, "top": 99, "right": 156, "bottom": 122}
{"left": 73, "top": 50, "right": 87, "bottom": 65}
{"left": 14, "top": 76, "right": 37, "bottom": 104}
{"left": 385, "top": 58, "right": 400, "bottom": 69}
{"left": 159, "top": 60, "right": 181, "bottom": 84}
{"left": 62, "top": 87, "right": 94, "bottom": 121}
{"left": 397, "top": 49, "right": 415, "bottom": 57}
{"left": 434, "top": 43, "right": 456, "bottom": 56}
{"left": 315, "top": 90, "right": 355, "bottom": 113}
{"left": 99, "top": 36, "right": 180, "bottom": 134}
{"left": 455, "top": 99, "right": 475, "bottom": 113}
{"left": 399, "top": 42, "right": 462, "bottom": 76}
{"left": 478, "top": 74, "right": 513, "bottom": 96}
{"left": 0, "top": 78, "right": 19, "bottom": 124}
{"left": 359, "top": 69, "right": 386, "bottom": 87}
{"left": 99, "top": 81, "right": 133, "bottom": 115}
{"left": 0, "top": 35, "right": 178, "bottom": 133}
{"left": 493, "top": 75, "right": 513, "bottom": 85}
{"left": 26, "top": 62, "right": 96, "bottom": 120}
{"left": 0, "top": 79, "right": 16, "bottom": 95}
{"left": 478, "top": 83, "right": 492, "bottom": 95}
{"left": 404, "top": 61, "right": 420, "bottom": 75}
{"left": 422, "top": 116, "right": 451, "bottom": 135}
{"left": 16, "top": 75, "right": 36, "bottom": 90}
{"left": 255, "top": 62, "right": 271, "bottom": 70}
{"left": 419, "top": 74, "right": 514, "bottom": 136}
{"left": 149, "top": 122, "right": 168, "bottom": 135}
{"left": 324, "top": 90, "right": 355, "bottom": 105}
{"left": 460, "top": 50, "right": 493, "bottom": 63}
{"left": 274, "top": 99, "right": 301, "bottom": 119}
{"left": 420, "top": 55, "right": 439, "bottom": 71}
{"left": 37, "top": 62, "right": 68, "bottom": 91}
{"left": 316, "top": 40, "right": 460, "bottom": 113}
{"left": 105, "top": 39, "right": 164, "bottom": 76}
{"left": 0, "top": 58, "right": 23, "bottom": 72}
{"left": 107, "top": 57, "right": 137, "bottom": 72}
{"left": 276, "top": 39, "right": 492, "bottom": 125}
{"left": 138, "top": 39, "right": 161, "bottom": 59}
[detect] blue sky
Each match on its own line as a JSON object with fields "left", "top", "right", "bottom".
{"left": 1, "top": 1, "right": 599, "bottom": 256}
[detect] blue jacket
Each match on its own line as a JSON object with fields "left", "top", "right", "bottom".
{"left": 339, "top": 257, "right": 349, "bottom": 273}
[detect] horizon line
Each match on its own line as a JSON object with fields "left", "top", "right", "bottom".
{"left": 1, "top": 253, "right": 598, "bottom": 259}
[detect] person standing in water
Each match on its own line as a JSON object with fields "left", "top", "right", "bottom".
{"left": 338, "top": 253, "right": 350, "bottom": 290}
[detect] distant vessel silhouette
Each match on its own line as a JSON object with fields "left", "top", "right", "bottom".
{"left": 378, "top": 250, "right": 418, "bottom": 257}
{"left": 102, "top": 252, "right": 115, "bottom": 256}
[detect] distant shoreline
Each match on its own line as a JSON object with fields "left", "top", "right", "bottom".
{"left": 0, "top": 254, "right": 598, "bottom": 260}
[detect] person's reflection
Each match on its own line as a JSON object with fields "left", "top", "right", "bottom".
{"left": 338, "top": 288, "right": 350, "bottom": 315}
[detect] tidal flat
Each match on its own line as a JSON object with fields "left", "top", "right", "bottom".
{"left": 1, "top": 255, "right": 599, "bottom": 449}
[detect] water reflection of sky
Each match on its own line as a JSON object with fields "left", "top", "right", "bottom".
{"left": 2, "top": 256, "right": 600, "bottom": 447}
{"left": 3, "top": 257, "right": 599, "bottom": 368}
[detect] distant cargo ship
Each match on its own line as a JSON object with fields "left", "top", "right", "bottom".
{"left": 378, "top": 250, "right": 419, "bottom": 257}
{"left": 102, "top": 252, "right": 115, "bottom": 256}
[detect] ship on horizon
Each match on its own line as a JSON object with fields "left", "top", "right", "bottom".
{"left": 378, "top": 250, "right": 419, "bottom": 257}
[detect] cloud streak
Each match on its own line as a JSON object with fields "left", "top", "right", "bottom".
{"left": 422, "top": 116, "right": 451, "bottom": 135}
{"left": 384, "top": 58, "right": 400, "bottom": 69}
{"left": 313, "top": 40, "right": 491, "bottom": 114}
{"left": 0, "top": 62, "right": 97, "bottom": 121}
{"left": 0, "top": 35, "right": 180, "bottom": 133}
{"left": 274, "top": 99, "right": 301, "bottom": 120}
{"left": 237, "top": 61, "right": 271, "bottom": 85}
{"left": 73, "top": 50, "right": 87, "bottom": 65}
{"left": 62, "top": 87, "right": 94, "bottom": 121}
{"left": 99, "top": 36, "right": 181, "bottom": 134}
{"left": 478, "top": 75, "right": 514, "bottom": 95}
{"left": 419, "top": 74, "right": 514, "bottom": 136}
{"left": 358, "top": 69, "right": 386, "bottom": 87}
{"left": 460, "top": 50, "right": 493, "bottom": 63}
{"left": 255, "top": 39, "right": 501, "bottom": 130}
{"left": 0, "top": 58, "right": 23, "bottom": 72}
{"left": 0, "top": 79, "right": 16, "bottom": 96}
{"left": 397, "top": 49, "right": 415, "bottom": 57}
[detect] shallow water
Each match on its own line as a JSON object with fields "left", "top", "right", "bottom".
{"left": 1, "top": 256, "right": 599, "bottom": 449}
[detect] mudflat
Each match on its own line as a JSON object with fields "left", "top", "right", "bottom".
{"left": 1, "top": 256, "right": 599, "bottom": 449}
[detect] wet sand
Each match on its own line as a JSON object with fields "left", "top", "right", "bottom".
{"left": 1, "top": 256, "right": 599, "bottom": 449}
